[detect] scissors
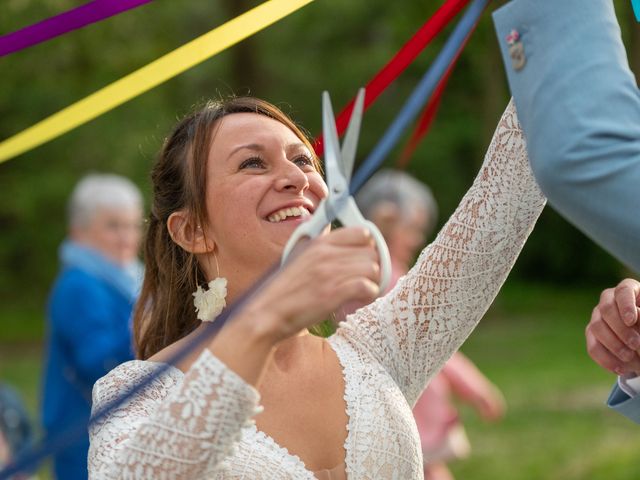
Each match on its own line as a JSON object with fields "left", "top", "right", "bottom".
{"left": 281, "top": 88, "right": 391, "bottom": 292}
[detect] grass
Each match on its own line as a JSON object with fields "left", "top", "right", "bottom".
{"left": 1, "top": 280, "right": 638, "bottom": 479}
{"left": 450, "top": 282, "right": 639, "bottom": 480}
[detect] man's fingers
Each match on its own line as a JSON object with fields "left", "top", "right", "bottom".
{"left": 588, "top": 307, "right": 636, "bottom": 363}
{"left": 614, "top": 280, "right": 640, "bottom": 326}
{"left": 586, "top": 331, "right": 629, "bottom": 375}
{"left": 600, "top": 290, "right": 640, "bottom": 350}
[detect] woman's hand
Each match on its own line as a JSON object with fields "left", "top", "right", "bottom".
{"left": 247, "top": 226, "right": 381, "bottom": 342}
{"left": 443, "top": 353, "right": 506, "bottom": 422}
{"left": 585, "top": 278, "right": 640, "bottom": 375}
{"left": 207, "top": 226, "right": 380, "bottom": 386}
{"left": 470, "top": 383, "right": 506, "bottom": 422}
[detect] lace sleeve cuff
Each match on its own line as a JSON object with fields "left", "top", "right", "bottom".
{"left": 89, "top": 349, "right": 261, "bottom": 479}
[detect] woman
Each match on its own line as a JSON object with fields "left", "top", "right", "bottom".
{"left": 89, "top": 97, "right": 544, "bottom": 479}
{"left": 44, "top": 173, "right": 143, "bottom": 480}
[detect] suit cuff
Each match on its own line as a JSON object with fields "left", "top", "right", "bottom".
{"left": 618, "top": 374, "right": 640, "bottom": 397}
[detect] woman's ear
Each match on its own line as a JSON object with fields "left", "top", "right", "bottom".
{"left": 167, "top": 210, "right": 214, "bottom": 254}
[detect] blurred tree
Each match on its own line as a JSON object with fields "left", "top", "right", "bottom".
{"left": 0, "top": 0, "right": 632, "bottom": 313}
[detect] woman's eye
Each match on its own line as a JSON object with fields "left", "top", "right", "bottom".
{"left": 239, "top": 157, "right": 265, "bottom": 170}
{"left": 293, "top": 155, "right": 315, "bottom": 169}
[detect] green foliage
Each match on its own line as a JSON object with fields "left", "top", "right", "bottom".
{"left": 309, "top": 317, "right": 337, "bottom": 338}
{"left": 0, "top": 0, "right": 636, "bottom": 313}
{"left": 449, "top": 281, "right": 640, "bottom": 479}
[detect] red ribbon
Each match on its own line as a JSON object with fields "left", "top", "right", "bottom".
{"left": 313, "top": 0, "right": 470, "bottom": 155}
{"left": 396, "top": 7, "right": 480, "bottom": 169}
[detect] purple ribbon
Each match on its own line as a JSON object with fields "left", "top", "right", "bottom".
{"left": 0, "top": 0, "right": 152, "bottom": 57}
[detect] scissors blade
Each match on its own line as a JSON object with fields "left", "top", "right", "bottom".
{"left": 340, "top": 88, "right": 365, "bottom": 185}
{"left": 322, "top": 91, "right": 347, "bottom": 197}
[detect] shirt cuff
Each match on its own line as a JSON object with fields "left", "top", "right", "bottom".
{"left": 618, "top": 374, "right": 640, "bottom": 397}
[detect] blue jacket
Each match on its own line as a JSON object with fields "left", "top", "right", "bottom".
{"left": 493, "top": 0, "right": 640, "bottom": 423}
{"left": 42, "top": 267, "right": 135, "bottom": 479}
{"left": 493, "top": 0, "right": 640, "bottom": 273}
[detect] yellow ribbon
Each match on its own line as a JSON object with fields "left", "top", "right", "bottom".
{"left": 0, "top": 0, "right": 314, "bottom": 163}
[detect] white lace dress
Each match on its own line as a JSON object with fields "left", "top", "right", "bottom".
{"left": 89, "top": 101, "right": 545, "bottom": 479}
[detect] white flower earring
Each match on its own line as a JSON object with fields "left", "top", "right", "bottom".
{"left": 192, "top": 251, "right": 227, "bottom": 322}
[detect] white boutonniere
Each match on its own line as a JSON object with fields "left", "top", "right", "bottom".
{"left": 192, "top": 278, "right": 227, "bottom": 322}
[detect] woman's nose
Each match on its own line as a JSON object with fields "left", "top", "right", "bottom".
{"left": 274, "top": 160, "right": 309, "bottom": 192}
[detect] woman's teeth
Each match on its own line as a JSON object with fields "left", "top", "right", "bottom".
{"left": 267, "top": 206, "right": 310, "bottom": 223}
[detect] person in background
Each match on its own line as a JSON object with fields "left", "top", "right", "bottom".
{"left": 42, "top": 174, "right": 143, "bottom": 479}
{"left": 0, "top": 383, "right": 37, "bottom": 479}
{"left": 355, "top": 170, "right": 505, "bottom": 480}
{"left": 492, "top": 0, "right": 640, "bottom": 421}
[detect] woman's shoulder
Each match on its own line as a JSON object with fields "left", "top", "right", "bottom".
{"left": 92, "top": 359, "right": 183, "bottom": 407}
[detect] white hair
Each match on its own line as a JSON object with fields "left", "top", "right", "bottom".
{"left": 68, "top": 173, "right": 143, "bottom": 228}
{"left": 355, "top": 169, "right": 438, "bottom": 237}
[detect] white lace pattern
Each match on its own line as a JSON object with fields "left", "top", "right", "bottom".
{"left": 89, "top": 100, "right": 545, "bottom": 479}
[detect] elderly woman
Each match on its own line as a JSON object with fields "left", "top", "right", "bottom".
{"left": 42, "top": 174, "right": 143, "bottom": 480}
{"left": 89, "top": 98, "right": 544, "bottom": 479}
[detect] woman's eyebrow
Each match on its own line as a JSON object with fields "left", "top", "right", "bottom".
{"left": 285, "top": 142, "right": 310, "bottom": 154}
{"left": 227, "top": 142, "right": 309, "bottom": 159}
{"left": 228, "top": 143, "right": 264, "bottom": 158}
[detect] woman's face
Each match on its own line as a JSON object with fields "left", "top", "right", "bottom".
{"left": 73, "top": 207, "right": 143, "bottom": 266}
{"left": 203, "top": 113, "right": 328, "bottom": 288}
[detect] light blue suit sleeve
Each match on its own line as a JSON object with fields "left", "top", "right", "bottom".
{"left": 608, "top": 383, "right": 640, "bottom": 424}
{"left": 493, "top": 0, "right": 640, "bottom": 273}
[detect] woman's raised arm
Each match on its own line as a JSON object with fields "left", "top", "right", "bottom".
{"left": 339, "top": 99, "right": 546, "bottom": 405}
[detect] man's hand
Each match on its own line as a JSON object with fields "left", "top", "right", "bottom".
{"left": 585, "top": 279, "right": 640, "bottom": 375}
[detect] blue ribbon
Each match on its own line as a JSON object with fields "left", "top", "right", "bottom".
{"left": 351, "top": 0, "right": 488, "bottom": 192}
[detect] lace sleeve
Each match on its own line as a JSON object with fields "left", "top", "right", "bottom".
{"left": 338, "top": 100, "right": 546, "bottom": 406}
{"left": 88, "top": 349, "right": 261, "bottom": 479}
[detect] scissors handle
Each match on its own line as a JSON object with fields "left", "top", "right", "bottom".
{"left": 336, "top": 197, "right": 392, "bottom": 293}
{"left": 366, "top": 222, "right": 392, "bottom": 293}
{"left": 280, "top": 201, "right": 330, "bottom": 266}
{"left": 281, "top": 197, "right": 392, "bottom": 293}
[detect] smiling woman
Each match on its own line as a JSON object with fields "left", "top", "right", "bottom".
{"left": 133, "top": 97, "right": 327, "bottom": 361}
{"left": 88, "top": 97, "right": 546, "bottom": 479}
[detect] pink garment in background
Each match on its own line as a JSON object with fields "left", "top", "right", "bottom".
{"left": 412, "top": 356, "right": 472, "bottom": 462}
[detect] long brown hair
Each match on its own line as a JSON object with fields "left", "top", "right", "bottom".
{"left": 134, "top": 97, "right": 319, "bottom": 360}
